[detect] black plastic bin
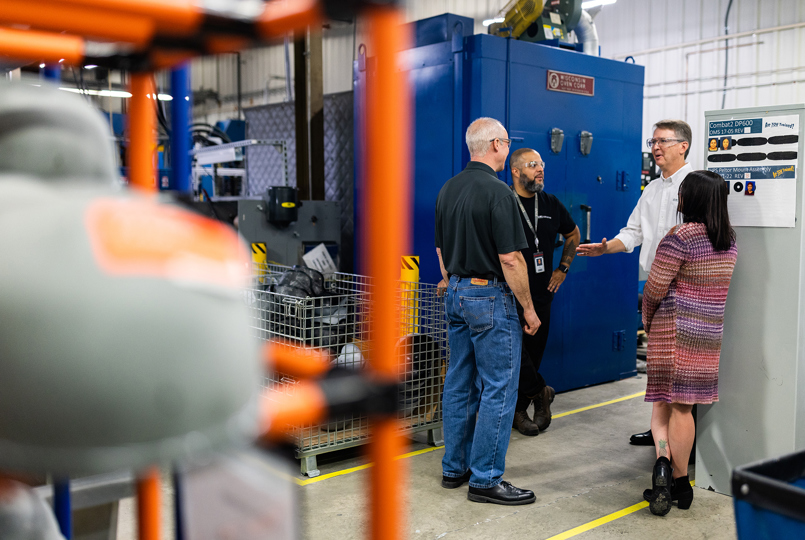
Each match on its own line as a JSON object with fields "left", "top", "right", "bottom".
{"left": 732, "top": 449, "right": 805, "bottom": 539}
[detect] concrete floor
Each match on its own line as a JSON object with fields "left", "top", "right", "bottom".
{"left": 299, "top": 375, "right": 737, "bottom": 540}
{"left": 113, "top": 375, "right": 737, "bottom": 539}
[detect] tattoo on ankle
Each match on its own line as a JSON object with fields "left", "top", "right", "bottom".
{"left": 658, "top": 439, "right": 668, "bottom": 457}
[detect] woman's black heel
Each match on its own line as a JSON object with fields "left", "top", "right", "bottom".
{"left": 648, "top": 457, "right": 673, "bottom": 516}
{"left": 671, "top": 476, "right": 694, "bottom": 510}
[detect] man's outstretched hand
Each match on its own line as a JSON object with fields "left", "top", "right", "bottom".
{"left": 576, "top": 238, "right": 608, "bottom": 257}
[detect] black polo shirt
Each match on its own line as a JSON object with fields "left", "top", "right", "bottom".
{"left": 515, "top": 190, "right": 576, "bottom": 305}
{"left": 435, "top": 161, "right": 527, "bottom": 280}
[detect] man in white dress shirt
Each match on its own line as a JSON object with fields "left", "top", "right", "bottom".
{"left": 576, "top": 119, "right": 693, "bottom": 446}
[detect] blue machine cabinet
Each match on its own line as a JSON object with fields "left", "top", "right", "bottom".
{"left": 354, "top": 14, "right": 644, "bottom": 391}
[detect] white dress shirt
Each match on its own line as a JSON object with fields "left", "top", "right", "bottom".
{"left": 613, "top": 162, "right": 693, "bottom": 273}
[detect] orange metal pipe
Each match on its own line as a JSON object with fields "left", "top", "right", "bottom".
{"left": 128, "top": 73, "right": 157, "bottom": 192}
{"left": 263, "top": 341, "right": 331, "bottom": 379}
{"left": 363, "top": 7, "right": 412, "bottom": 540}
{"left": 256, "top": 0, "right": 323, "bottom": 40}
{"left": 260, "top": 382, "right": 328, "bottom": 441}
{"left": 136, "top": 468, "right": 161, "bottom": 540}
{"left": 205, "top": 35, "right": 253, "bottom": 55}
{"left": 0, "top": 26, "right": 84, "bottom": 64}
{"left": 34, "top": 0, "right": 201, "bottom": 35}
{"left": 149, "top": 50, "right": 196, "bottom": 71}
{"left": 0, "top": 0, "right": 154, "bottom": 47}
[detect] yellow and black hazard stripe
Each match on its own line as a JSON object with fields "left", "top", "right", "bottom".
{"left": 400, "top": 255, "right": 419, "bottom": 283}
{"left": 251, "top": 242, "right": 267, "bottom": 264}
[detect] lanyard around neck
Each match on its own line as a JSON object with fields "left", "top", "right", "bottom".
{"left": 511, "top": 185, "right": 539, "bottom": 250}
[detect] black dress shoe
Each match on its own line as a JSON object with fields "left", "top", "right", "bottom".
{"left": 648, "top": 457, "right": 673, "bottom": 516}
{"left": 643, "top": 476, "right": 693, "bottom": 509}
{"left": 630, "top": 429, "right": 654, "bottom": 446}
{"left": 441, "top": 470, "right": 471, "bottom": 489}
{"left": 468, "top": 480, "right": 536, "bottom": 505}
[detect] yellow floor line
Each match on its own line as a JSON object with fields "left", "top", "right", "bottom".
{"left": 296, "top": 445, "right": 444, "bottom": 486}
{"left": 297, "top": 390, "right": 646, "bottom": 486}
{"left": 546, "top": 501, "right": 649, "bottom": 540}
{"left": 546, "top": 480, "right": 697, "bottom": 539}
{"left": 552, "top": 391, "right": 645, "bottom": 419}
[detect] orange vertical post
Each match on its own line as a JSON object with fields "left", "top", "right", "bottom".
{"left": 136, "top": 468, "right": 161, "bottom": 540}
{"left": 364, "top": 7, "right": 412, "bottom": 540}
{"left": 128, "top": 73, "right": 157, "bottom": 192}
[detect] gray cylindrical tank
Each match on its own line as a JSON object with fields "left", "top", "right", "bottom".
{"left": 0, "top": 179, "right": 262, "bottom": 475}
{"left": 0, "top": 82, "right": 120, "bottom": 185}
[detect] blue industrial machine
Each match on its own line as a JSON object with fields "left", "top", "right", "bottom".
{"left": 354, "top": 13, "right": 644, "bottom": 391}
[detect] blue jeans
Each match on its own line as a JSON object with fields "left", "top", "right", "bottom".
{"left": 441, "top": 275, "right": 522, "bottom": 488}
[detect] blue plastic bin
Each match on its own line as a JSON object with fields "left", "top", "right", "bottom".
{"left": 733, "top": 450, "right": 805, "bottom": 539}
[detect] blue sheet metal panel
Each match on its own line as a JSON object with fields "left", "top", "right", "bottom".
{"left": 406, "top": 13, "right": 474, "bottom": 49}
{"left": 410, "top": 62, "right": 457, "bottom": 284}
{"left": 508, "top": 37, "right": 644, "bottom": 86}
{"left": 563, "top": 138, "right": 639, "bottom": 388}
{"left": 355, "top": 14, "right": 643, "bottom": 391}
{"left": 464, "top": 32, "right": 642, "bottom": 391}
{"left": 354, "top": 25, "right": 460, "bottom": 284}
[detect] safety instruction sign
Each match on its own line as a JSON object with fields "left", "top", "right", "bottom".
{"left": 706, "top": 114, "right": 800, "bottom": 227}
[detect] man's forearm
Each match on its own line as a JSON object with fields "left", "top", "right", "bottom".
{"left": 560, "top": 230, "right": 580, "bottom": 268}
{"left": 436, "top": 247, "right": 449, "bottom": 283}
{"left": 605, "top": 238, "right": 627, "bottom": 254}
{"left": 501, "top": 253, "right": 533, "bottom": 312}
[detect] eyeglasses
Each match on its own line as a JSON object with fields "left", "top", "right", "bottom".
{"left": 521, "top": 160, "right": 545, "bottom": 169}
{"left": 646, "top": 138, "right": 685, "bottom": 149}
{"left": 489, "top": 137, "right": 512, "bottom": 146}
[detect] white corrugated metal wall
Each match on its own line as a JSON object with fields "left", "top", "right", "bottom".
{"left": 191, "top": 0, "right": 805, "bottom": 167}
{"left": 190, "top": 1, "right": 510, "bottom": 122}
{"left": 595, "top": 0, "right": 805, "bottom": 170}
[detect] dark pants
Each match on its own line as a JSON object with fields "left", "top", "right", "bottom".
{"left": 516, "top": 303, "right": 552, "bottom": 411}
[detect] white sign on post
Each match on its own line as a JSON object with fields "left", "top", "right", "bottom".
{"left": 706, "top": 114, "right": 799, "bottom": 227}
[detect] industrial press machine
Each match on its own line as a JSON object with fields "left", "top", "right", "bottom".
{"left": 354, "top": 9, "right": 645, "bottom": 392}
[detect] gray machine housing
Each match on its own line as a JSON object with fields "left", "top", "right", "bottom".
{"left": 238, "top": 199, "right": 341, "bottom": 268}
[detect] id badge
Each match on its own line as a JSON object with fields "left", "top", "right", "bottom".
{"left": 534, "top": 252, "right": 545, "bottom": 274}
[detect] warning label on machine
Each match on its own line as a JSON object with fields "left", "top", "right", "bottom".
{"left": 546, "top": 70, "right": 594, "bottom": 97}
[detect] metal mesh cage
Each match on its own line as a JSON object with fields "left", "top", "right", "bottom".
{"left": 247, "top": 264, "right": 447, "bottom": 473}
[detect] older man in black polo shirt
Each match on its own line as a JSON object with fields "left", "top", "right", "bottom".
{"left": 435, "top": 117, "right": 540, "bottom": 506}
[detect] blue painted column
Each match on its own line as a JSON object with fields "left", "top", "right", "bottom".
{"left": 170, "top": 63, "right": 192, "bottom": 193}
{"left": 42, "top": 64, "right": 61, "bottom": 82}
{"left": 53, "top": 479, "right": 72, "bottom": 539}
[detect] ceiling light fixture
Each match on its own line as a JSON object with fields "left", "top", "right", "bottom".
{"left": 581, "top": 0, "right": 617, "bottom": 9}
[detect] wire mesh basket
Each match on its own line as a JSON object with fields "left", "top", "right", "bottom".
{"left": 247, "top": 263, "right": 447, "bottom": 475}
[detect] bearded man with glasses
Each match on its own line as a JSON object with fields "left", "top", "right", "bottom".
{"left": 576, "top": 119, "right": 693, "bottom": 447}
{"left": 508, "top": 148, "right": 580, "bottom": 437}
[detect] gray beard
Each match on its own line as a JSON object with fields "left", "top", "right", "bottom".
{"left": 524, "top": 179, "right": 543, "bottom": 193}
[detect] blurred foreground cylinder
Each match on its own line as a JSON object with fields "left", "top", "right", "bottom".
{"left": 0, "top": 179, "right": 261, "bottom": 475}
{"left": 0, "top": 82, "right": 119, "bottom": 185}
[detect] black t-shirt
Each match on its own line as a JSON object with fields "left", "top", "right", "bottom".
{"left": 435, "top": 162, "right": 527, "bottom": 280}
{"left": 515, "top": 190, "right": 576, "bottom": 306}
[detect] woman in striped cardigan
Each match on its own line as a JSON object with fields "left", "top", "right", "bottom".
{"left": 641, "top": 170, "right": 737, "bottom": 516}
